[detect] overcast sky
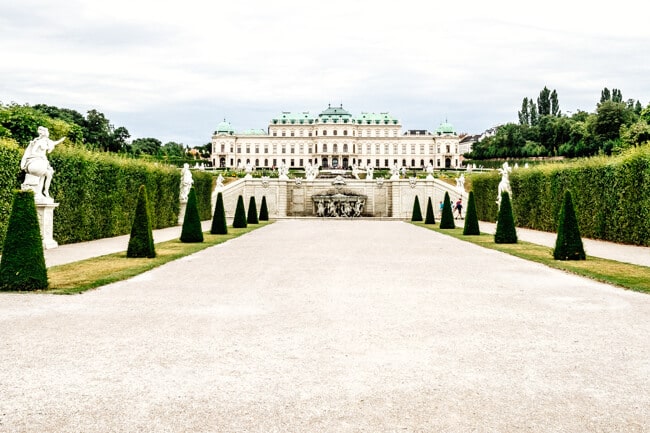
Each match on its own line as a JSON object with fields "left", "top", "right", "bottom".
{"left": 1, "top": 0, "right": 648, "bottom": 147}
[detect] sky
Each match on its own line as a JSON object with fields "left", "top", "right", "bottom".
{"left": 1, "top": 0, "right": 649, "bottom": 147}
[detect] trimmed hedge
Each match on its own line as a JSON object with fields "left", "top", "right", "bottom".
{"left": 0, "top": 141, "right": 214, "bottom": 252}
{"left": 439, "top": 192, "right": 455, "bottom": 229}
{"left": 471, "top": 145, "right": 650, "bottom": 246}
{"left": 247, "top": 196, "right": 259, "bottom": 225}
{"left": 425, "top": 197, "right": 436, "bottom": 224}
{"left": 126, "top": 185, "right": 156, "bottom": 258}
{"left": 411, "top": 196, "right": 423, "bottom": 222}
{"left": 554, "top": 190, "right": 586, "bottom": 260}
{"left": 463, "top": 191, "right": 480, "bottom": 235}
{"left": 180, "top": 187, "right": 204, "bottom": 243}
{"left": 259, "top": 196, "right": 269, "bottom": 221}
{"left": 495, "top": 192, "right": 517, "bottom": 244}
{"left": 210, "top": 192, "right": 228, "bottom": 235}
{"left": 233, "top": 195, "right": 247, "bottom": 228}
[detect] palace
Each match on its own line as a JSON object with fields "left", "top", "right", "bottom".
{"left": 210, "top": 104, "right": 461, "bottom": 170}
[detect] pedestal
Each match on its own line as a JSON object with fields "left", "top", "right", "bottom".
{"left": 179, "top": 201, "right": 187, "bottom": 225}
{"left": 35, "top": 202, "right": 59, "bottom": 249}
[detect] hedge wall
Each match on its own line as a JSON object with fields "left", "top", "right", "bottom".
{"left": 0, "top": 142, "right": 214, "bottom": 252}
{"left": 471, "top": 145, "right": 650, "bottom": 246}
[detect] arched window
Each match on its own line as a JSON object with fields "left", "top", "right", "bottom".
{"left": 264, "top": 158, "right": 268, "bottom": 166}
{"left": 333, "top": 143, "right": 338, "bottom": 153}
{"left": 323, "top": 143, "right": 328, "bottom": 152}
{"left": 343, "top": 143, "right": 348, "bottom": 152}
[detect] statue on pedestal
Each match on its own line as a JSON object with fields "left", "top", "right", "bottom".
{"left": 497, "top": 161, "right": 512, "bottom": 207}
{"left": 20, "top": 126, "right": 65, "bottom": 203}
{"left": 425, "top": 162, "right": 434, "bottom": 180}
{"left": 180, "top": 163, "right": 193, "bottom": 202}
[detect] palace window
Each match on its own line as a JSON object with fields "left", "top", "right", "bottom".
{"left": 237, "top": 146, "right": 241, "bottom": 153}
{"left": 299, "top": 158, "right": 303, "bottom": 166}
{"left": 255, "top": 145, "right": 259, "bottom": 153}
{"left": 290, "top": 159, "right": 295, "bottom": 167}
{"left": 384, "top": 144, "right": 389, "bottom": 154}
{"left": 333, "top": 130, "right": 337, "bottom": 136}
{"left": 220, "top": 144, "right": 225, "bottom": 152}
{"left": 290, "top": 132, "right": 295, "bottom": 137}
{"left": 282, "top": 145, "right": 286, "bottom": 154}
{"left": 291, "top": 146, "right": 295, "bottom": 154}
{"left": 246, "top": 146, "right": 250, "bottom": 153}
{"left": 255, "top": 159, "right": 259, "bottom": 166}
{"left": 384, "top": 159, "right": 389, "bottom": 167}
{"left": 333, "top": 143, "right": 338, "bottom": 152}
{"left": 282, "top": 132, "right": 286, "bottom": 137}
{"left": 343, "top": 143, "right": 348, "bottom": 152}
{"left": 411, "top": 144, "right": 415, "bottom": 154}
{"left": 264, "top": 145, "right": 269, "bottom": 154}
{"left": 273, "top": 132, "right": 277, "bottom": 137}
{"left": 343, "top": 130, "right": 348, "bottom": 136}
{"left": 323, "top": 143, "right": 328, "bottom": 152}
{"left": 323, "top": 130, "right": 327, "bottom": 136}
{"left": 402, "top": 144, "right": 406, "bottom": 154}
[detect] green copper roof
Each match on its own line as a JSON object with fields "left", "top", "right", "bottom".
{"left": 239, "top": 128, "right": 267, "bottom": 135}
{"left": 272, "top": 111, "right": 315, "bottom": 125}
{"left": 318, "top": 104, "right": 352, "bottom": 120}
{"left": 435, "top": 121, "right": 456, "bottom": 135}
{"left": 355, "top": 112, "right": 399, "bottom": 125}
{"left": 215, "top": 119, "right": 235, "bottom": 135}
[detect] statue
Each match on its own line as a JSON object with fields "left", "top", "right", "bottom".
{"left": 20, "top": 126, "right": 66, "bottom": 203}
{"left": 425, "top": 162, "right": 434, "bottom": 180}
{"left": 390, "top": 163, "right": 400, "bottom": 180}
{"left": 456, "top": 174, "right": 465, "bottom": 191}
{"left": 278, "top": 161, "right": 289, "bottom": 180}
{"left": 351, "top": 163, "right": 360, "bottom": 179}
{"left": 366, "top": 165, "right": 374, "bottom": 180}
{"left": 497, "top": 161, "right": 512, "bottom": 207}
{"left": 244, "top": 161, "right": 254, "bottom": 179}
{"left": 180, "top": 163, "right": 193, "bottom": 202}
{"left": 305, "top": 162, "right": 316, "bottom": 181}
{"left": 216, "top": 173, "right": 224, "bottom": 189}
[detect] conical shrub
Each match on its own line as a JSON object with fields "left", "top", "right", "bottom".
{"left": 0, "top": 190, "right": 48, "bottom": 291}
{"left": 259, "top": 196, "right": 269, "bottom": 221}
{"left": 463, "top": 191, "right": 480, "bottom": 235}
{"left": 233, "top": 195, "right": 247, "bottom": 228}
{"left": 439, "top": 191, "right": 455, "bottom": 229}
{"left": 411, "top": 196, "right": 423, "bottom": 222}
{"left": 495, "top": 191, "right": 517, "bottom": 244}
{"left": 424, "top": 197, "right": 436, "bottom": 224}
{"left": 180, "top": 187, "right": 204, "bottom": 243}
{"left": 210, "top": 191, "right": 228, "bottom": 235}
{"left": 127, "top": 185, "right": 156, "bottom": 258}
{"left": 247, "top": 196, "right": 259, "bottom": 224}
{"left": 554, "top": 190, "right": 586, "bottom": 260}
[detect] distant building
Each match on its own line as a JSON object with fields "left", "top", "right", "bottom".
{"left": 210, "top": 104, "right": 462, "bottom": 170}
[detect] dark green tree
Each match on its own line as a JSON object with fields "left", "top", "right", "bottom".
{"left": 247, "top": 196, "right": 259, "bottom": 224}
{"left": 553, "top": 190, "right": 586, "bottom": 260}
{"left": 462, "top": 191, "right": 480, "bottom": 235}
{"left": 210, "top": 192, "right": 228, "bottom": 235}
{"left": 439, "top": 192, "right": 455, "bottom": 229}
{"left": 537, "top": 86, "right": 551, "bottom": 116}
{"left": 259, "top": 196, "right": 269, "bottom": 221}
{"left": 518, "top": 97, "right": 530, "bottom": 125}
{"left": 0, "top": 190, "right": 48, "bottom": 290}
{"left": 127, "top": 185, "right": 157, "bottom": 257}
{"left": 180, "top": 187, "right": 204, "bottom": 243}
{"left": 424, "top": 197, "right": 436, "bottom": 224}
{"left": 494, "top": 192, "right": 517, "bottom": 244}
{"left": 550, "top": 89, "right": 560, "bottom": 116}
{"left": 232, "top": 195, "right": 247, "bottom": 228}
{"left": 411, "top": 196, "right": 423, "bottom": 222}
{"left": 600, "top": 87, "right": 611, "bottom": 104}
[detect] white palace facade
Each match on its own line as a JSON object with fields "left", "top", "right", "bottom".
{"left": 210, "top": 105, "right": 461, "bottom": 171}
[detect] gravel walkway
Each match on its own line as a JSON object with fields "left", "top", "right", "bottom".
{"left": 1, "top": 220, "right": 648, "bottom": 432}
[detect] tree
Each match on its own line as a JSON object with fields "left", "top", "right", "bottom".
{"left": 439, "top": 192, "right": 455, "bottom": 229}
{"left": 109, "top": 126, "right": 130, "bottom": 153}
{"left": 537, "top": 86, "right": 551, "bottom": 116}
{"left": 529, "top": 100, "right": 538, "bottom": 126}
{"left": 161, "top": 141, "right": 186, "bottom": 158}
{"left": 550, "top": 89, "right": 560, "bottom": 116}
{"left": 600, "top": 87, "right": 611, "bottom": 104}
{"left": 247, "top": 196, "right": 259, "bottom": 224}
{"left": 462, "top": 191, "right": 480, "bottom": 235}
{"left": 259, "top": 196, "right": 269, "bottom": 221}
{"left": 180, "top": 187, "right": 204, "bottom": 243}
{"left": 411, "top": 196, "right": 423, "bottom": 222}
{"left": 84, "top": 109, "right": 112, "bottom": 151}
{"left": 126, "top": 185, "right": 156, "bottom": 258}
{"left": 232, "top": 195, "right": 247, "bottom": 228}
{"left": 0, "top": 190, "right": 48, "bottom": 290}
{"left": 210, "top": 192, "right": 228, "bottom": 235}
{"left": 594, "top": 100, "right": 632, "bottom": 144}
{"left": 494, "top": 192, "right": 517, "bottom": 244}
{"left": 518, "top": 97, "right": 530, "bottom": 125}
{"left": 424, "top": 197, "right": 436, "bottom": 224}
{"left": 127, "top": 137, "right": 162, "bottom": 156}
{"left": 612, "top": 88, "right": 623, "bottom": 103}
{"left": 553, "top": 190, "right": 585, "bottom": 260}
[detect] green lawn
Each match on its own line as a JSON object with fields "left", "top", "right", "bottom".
{"left": 414, "top": 223, "right": 650, "bottom": 294}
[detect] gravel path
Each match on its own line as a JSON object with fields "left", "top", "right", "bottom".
{"left": 1, "top": 220, "right": 649, "bottom": 432}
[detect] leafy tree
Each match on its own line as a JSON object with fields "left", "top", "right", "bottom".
{"left": 180, "top": 187, "right": 204, "bottom": 243}
{"left": 109, "top": 126, "right": 130, "bottom": 153}
{"left": 553, "top": 190, "right": 585, "bottom": 260}
{"left": 128, "top": 137, "right": 162, "bottom": 156}
{"left": 259, "top": 196, "right": 269, "bottom": 221}
{"left": 85, "top": 109, "right": 112, "bottom": 151}
{"left": 463, "top": 191, "right": 480, "bottom": 235}
{"left": 612, "top": 88, "right": 623, "bottom": 103}
{"left": 424, "top": 197, "right": 435, "bottom": 224}
{"left": 247, "top": 196, "right": 259, "bottom": 224}
{"left": 0, "top": 190, "right": 48, "bottom": 290}
{"left": 161, "top": 141, "right": 186, "bottom": 158}
{"left": 126, "top": 185, "right": 156, "bottom": 258}
{"left": 210, "top": 192, "right": 227, "bottom": 235}
{"left": 600, "top": 87, "right": 612, "bottom": 104}
{"left": 537, "top": 86, "right": 551, "bottom": 116}
{"left": 232, "top": 195, "right": 247, "bottom": 228}
{"left": 494, "top": 192, "right": 517, "bottom": 244}
{"left": 550, "top": 89, "right": 560, "bottom": 116}
{"left": 411, "top": 196, "right": 423, "bottom": 221}
{"left": 518, "top": 97, "right": 530, "bottom": 125}
{"left": 0, "top": 103, "right": 48, "bottom": 145}
{"left": 594, "top": 100, "right": 632, "bottom": 144}
{"left": 529, "top": 100, "right": 538, "bottom": 126}
{"left": 439, "top": 192, "right": 455, "bottom": 229}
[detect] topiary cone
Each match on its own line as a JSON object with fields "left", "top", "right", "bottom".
{"left": 411, "top": 196, "right": 423, "bottom": 222}
{"left": 259, "top": 196, "right": 269, "bottom": 221}
{"left": 232, "top": 195, "right": 247, "bottom": 228}
{"left": 210, "top": 191, "right": 228, "bottom": 235}
{"left": 247, "top": 196, "right": 259, "bottom": 224}
{"left": 425, "top": 197, "right": 436, "bottom": 224}
{"left": 463, "top": 191, "right": 480, "bottom": 235}
{"left": 439, "top": 191, "right": 455, "bottom": 229}
{"left": 127, "top": 185, "right": 156, "bottom": 258}
{"left": 495, "top": 191, "right": 517, "bottom": 243}
{"left": 0, "top": 190, "right": 48, "bottom": 291}
{"left": 180, "top": 187, "right": 204, "bottom": 243}
{"left": 553, "top": 190, "right": 586, "bottom": 260}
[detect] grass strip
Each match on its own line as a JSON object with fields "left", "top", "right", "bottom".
{"left": 414, "top": 223, "right": 650, "bottom": 294}
{"left": 47, "top": 222, "right": 271, "bottom": 295}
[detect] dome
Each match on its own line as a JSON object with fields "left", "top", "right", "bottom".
{"left": 318, "top": 104, "right": 352, "bottom": 121}
{"left": 215, "top": 119, "right": 235, "bottom": 135}
{"left": 435, "top": 120, "right": 456, "bottom": 135}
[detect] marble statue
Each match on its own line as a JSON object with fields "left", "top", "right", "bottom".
{"left": 305, "top": 162, "right": 317, "bottom": 181}
{"left": 278, "top": 161, "right": 289, "bottom": 180}
{"left": 425, "top": 162, "right": 434, "bottom": 180}
{"left": 244, "top": 161, "right": 254, "bottom": 179}
{"left": 366, "top": 165, "right": 374, "bottom": 180}
{"left": 390, "top": 163, "right": 400, "bottom": 180}
{"left": 456, "top": 174, "right": 465, "bottom": 191}
{"left": 351, "top": 163, "right": 360, "bottom": 179}
{"left": 497, "top": 161, "right": 512, "bottom": 207}
{"left": 180, "top": 163, "right": 193, "bottom": 202}
{"left": 216, "top": 173, "right": 224, "bottom": 189}
{"left": 20, "top": 126, "right": 66, "bottom": 203}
